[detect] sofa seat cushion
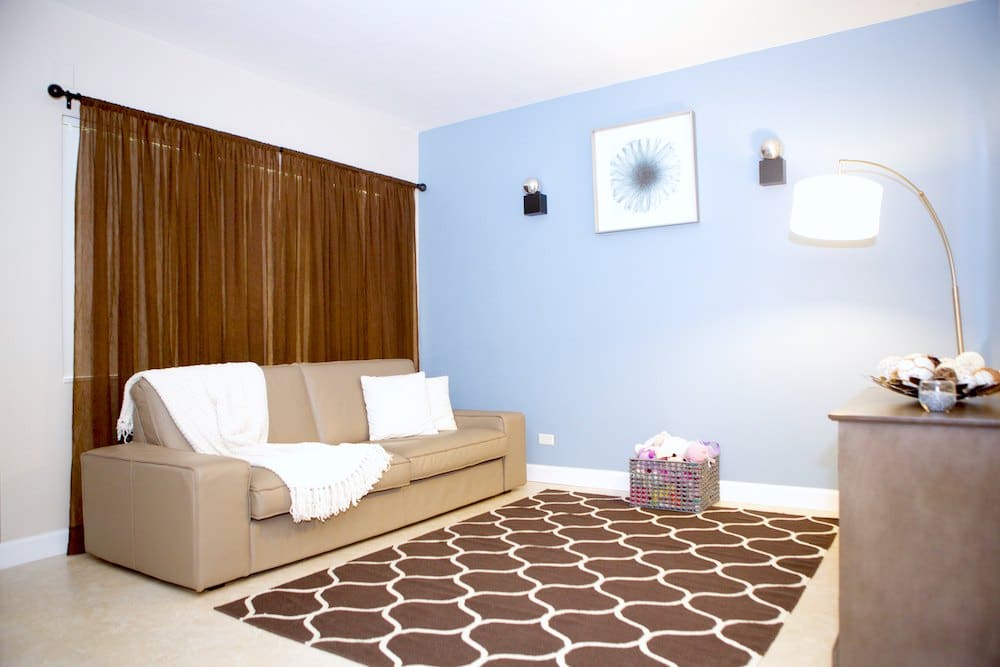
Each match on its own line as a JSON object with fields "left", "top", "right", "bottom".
{"left": 378, "top": 428, "right": 507, "bottom": 481}
{"left": 249, "top": 451, "right": 411, "bottom": 520}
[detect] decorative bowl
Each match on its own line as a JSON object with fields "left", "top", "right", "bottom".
{"left": 870, "top": 375, "right": 1000, "bottom": 400}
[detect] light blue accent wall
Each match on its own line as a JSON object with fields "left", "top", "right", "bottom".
{"left": 988, "top": 2, "right": 1000, "bottom": 366}
{"left": 418, "top": 1, "right": 999, "bottom": 489}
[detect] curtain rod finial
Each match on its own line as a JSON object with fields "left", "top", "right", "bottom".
{"left": 47, "top": 83, "right": 82, "bottom": 109}
{"left": 416, "top": 183, "right": 427, "bottom": 192}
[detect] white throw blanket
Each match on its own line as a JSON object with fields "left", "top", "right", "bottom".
{"left": 116, "top": 362, "right": 391, "bottom": 522}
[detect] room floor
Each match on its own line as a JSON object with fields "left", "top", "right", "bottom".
{"left": 0, "top": 482, "right": 838, "bottom": 666}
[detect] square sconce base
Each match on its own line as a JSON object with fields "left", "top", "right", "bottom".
{"left": 759, "top": 157, "right": 786, "bottom": 186}
{"left": 524, "top": 192, "right": 547, "bottom": 216}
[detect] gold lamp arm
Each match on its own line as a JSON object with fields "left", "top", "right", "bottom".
{"left": 837, "top": 159, "right": 965, "bottom": 355}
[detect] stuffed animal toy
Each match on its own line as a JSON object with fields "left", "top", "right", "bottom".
{"left": 633, "top": 442, "right": 657, "bottom": 459}
{"left": 644, "top": 431, "right": 669, "bottom": 449}
{"left": 634, "top": 431, "right": 671, "bottom": 459}
{"left": 656, "top": 435, "right": 689, "bottom": 462}
{"left": 683, "top": 441, "right": 710, "bottom": 463}
{"left": 701, "top": 440, "right": 721, "bottom": 458}
{"left": 634, "top": 432, "right": 720, "bottom": 464}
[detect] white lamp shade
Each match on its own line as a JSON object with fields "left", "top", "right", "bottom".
{"left": 789, "top": 175, "right": 883, "bottom": 241}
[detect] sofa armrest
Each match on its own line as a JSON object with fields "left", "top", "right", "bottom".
{"left": 81, "top": 443, "right": 251, "bottom": 591}
{"left": 454, "top": 410, "right": 526, "bottom": 490}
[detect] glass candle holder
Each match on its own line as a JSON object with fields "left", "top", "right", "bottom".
{"left": 918, "top": 379, "right": 957, "bottom": 413}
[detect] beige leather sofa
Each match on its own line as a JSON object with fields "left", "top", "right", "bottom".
{"left": 80, "top": 359, "right": 526, "bottom": 591}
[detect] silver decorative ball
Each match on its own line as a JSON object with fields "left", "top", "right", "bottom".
{"left": 523, "top": 178, "right": 540, "bottom": 194}
{"left": 760, "top": 138, "right": 783, "bottom": 160}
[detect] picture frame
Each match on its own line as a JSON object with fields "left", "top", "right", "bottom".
{"left": 592, "top": 110, "right": 699, "bottom": 233}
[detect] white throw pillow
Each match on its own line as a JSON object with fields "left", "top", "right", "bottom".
{"left": 360, "top": 372, "right": 438, "bottom": 440}
{"left": 426, "top": 376, "right": 458, "bottom": 431}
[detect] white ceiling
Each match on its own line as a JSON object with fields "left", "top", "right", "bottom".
{"left": 57, "top": 0, "right": 967, "bottom": 131}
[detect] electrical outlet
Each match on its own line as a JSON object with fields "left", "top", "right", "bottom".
{"left": 538, "top": 433, "right": 555, "bottom": 446}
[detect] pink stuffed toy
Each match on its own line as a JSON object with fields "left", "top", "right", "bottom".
{"left": 634, "top": 431, "right": 670, "bottom": 460}
{"left": 684, "top": 441, "right": 710, "bottom": 463}
{"left": 701, "top": 440, "right": 720, "bottom": 458}
{"left": 633, "top": 442, "right": 657, "bottom": 459}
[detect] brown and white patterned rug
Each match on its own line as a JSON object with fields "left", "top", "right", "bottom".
{"left": 217, "top": 489, "right": 837, "bottom": 666}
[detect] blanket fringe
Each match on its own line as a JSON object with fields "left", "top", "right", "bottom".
{"left": 116, "top": 373, "right": 144, "bottom": 442}
{"left": 287, "top": 445, "right": 393, "bottom": 522}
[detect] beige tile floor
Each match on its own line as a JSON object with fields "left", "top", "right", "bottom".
{"left": 0, "top": 482, "right": 838, "bottom": 666}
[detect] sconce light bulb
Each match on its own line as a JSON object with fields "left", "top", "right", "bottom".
{"left": 760, "top": 138, "right": 783, "bottom": 160}
{"left": 523, "top": 178, "right": 540, "bottom": 194}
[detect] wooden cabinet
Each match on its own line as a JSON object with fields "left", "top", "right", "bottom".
{"left": 830, "top": 388, "right": 1000, "bottom": 667}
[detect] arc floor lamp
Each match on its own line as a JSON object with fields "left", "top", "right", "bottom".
{"left": 789, "top": 159, "right": 965, "bottom": 355}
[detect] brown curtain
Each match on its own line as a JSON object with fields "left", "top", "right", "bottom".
{"left": 69, "top": 100, "right": 417, "bottom": 554}
{"left": 274, "top": 151, "right": 417, "bottom": 363}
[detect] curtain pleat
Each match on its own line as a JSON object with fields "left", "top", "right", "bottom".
{"left": 69, "top": 100, "right": 417, "bottom": 554}
{"left": 271, "top": 152, "right": 416, "bottom": 365}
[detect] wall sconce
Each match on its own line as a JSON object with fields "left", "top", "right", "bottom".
{"left": 523, "top": 178, "right": 547, "bottom": 216}
{"left": 759, "top": 138, "right": 786, "bottom": 186}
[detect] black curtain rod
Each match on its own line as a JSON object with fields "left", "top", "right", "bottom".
{"left": 46, "top": 83, "right": 428, "bottom": 192}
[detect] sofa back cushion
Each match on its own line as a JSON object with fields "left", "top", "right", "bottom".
{"left": 261, "top": 364, "right": 319, "bottom": 443}
{"left": 130, "top": 364, "right": 319, "bottom": 449}
{"left": 299, "top": 359, "right": 415, "bottom": 443}
{"left": 129, "top": 359, "right": 413, "bottom": 448}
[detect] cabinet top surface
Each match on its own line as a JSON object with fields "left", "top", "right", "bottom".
{"left": 830, "top": 387, "right": 1000, "bottom": 427}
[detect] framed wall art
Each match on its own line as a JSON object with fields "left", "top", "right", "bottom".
{"left": 592, "top": 110, "right": 699, "bottom": 233}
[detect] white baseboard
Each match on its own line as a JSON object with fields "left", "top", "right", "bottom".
{"left": 526, "top": 463, "right": 838, "bottom": 514}
{"left": 0, "top": 529, "right": 69, "bottom": 570}
{"left": 527, "top": 463, "right": 631, "bottom": 492}
{"left": 719, "top": 480, "right": 839, "bottom": 514}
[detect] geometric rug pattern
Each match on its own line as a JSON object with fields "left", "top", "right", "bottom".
{"left": 217, "top": 489, "right": 838, "bottom": 666}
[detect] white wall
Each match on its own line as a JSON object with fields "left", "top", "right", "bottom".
{"left": 0, "top": 0, "right": 418, "bottom": 548}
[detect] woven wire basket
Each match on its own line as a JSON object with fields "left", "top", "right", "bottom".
{"left": 628, "top": 457, "right": 720, "bottom": 513}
